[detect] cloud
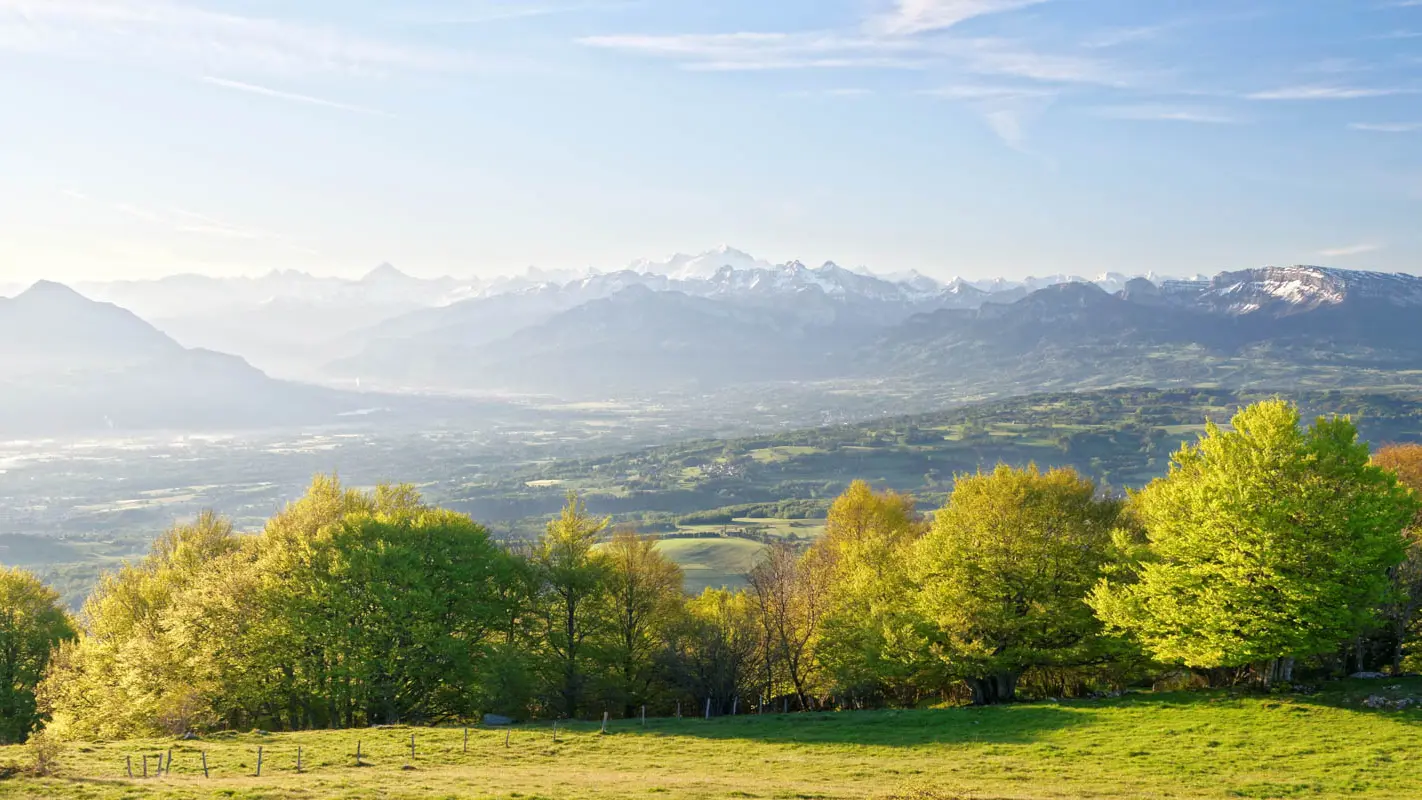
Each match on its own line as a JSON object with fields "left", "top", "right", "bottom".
{"left": 1096, "top": 104, "right": 1238, "bottom": 124}
{"left": 784, "top": 88, "right": 874, "bottom": 98}
{"left": 581, "top": 30, "right": 1119, "bottom": 85}
{"left": 1319, "top": 243, "right": 1383, "bottom": 257}
{"left": 870, "top": 0, "right": 1051, "bottom": 36}
{"left": 920, "top": 85, "right": 1054, "bottom": 148}
{"left": 580, "top": 32, "right": 929, "bottom": 71}
{"left": 202, "top": 76, "right": 393, "bottom": 117}
{"left": 1349, "top": 121, "right": 1422, "bottom": 132}
{"left": 1247, "top": 85, "right": 1410, "bottom": 100}
{"left": 399, "top": 1, "right": 639, "bottom": 26}
{"left": 0, "top": 0, "right": 466, "bottom": 76}
{"left": 1082, "top": 25, "right": 1165, "bottom": 49}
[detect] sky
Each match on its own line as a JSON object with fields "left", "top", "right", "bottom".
{"left": 1, "top": 0, "right": 1420, "bottom": 284}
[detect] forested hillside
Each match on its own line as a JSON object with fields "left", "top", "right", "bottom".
{"left": 451, "top": 388, "right": 1422, "bottom": 526}
{"left": 4, "top": 401, "right": 1420, "bottom": 753}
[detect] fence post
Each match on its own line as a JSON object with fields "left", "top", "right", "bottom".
{"left": 256, "top": 746, "right": 263, "bottom": 777}
{"left": 297, "top": 746, "right": 303, "bottom": 773}
{"left": 201, "top": 751, "right": 209, "bottom": 779}
{"left": 676, "top": 701, "right": 681, "bottom": 719}
{"left": 505, "top": 729, "right": 511, "bottom": 748}
{"left": 166, "top": 748, "right": 173, "bottom": 774}
{"left": 356, "top": 740, "right": 363, "bottom": 767}
{"left": 705, "top": 698, "right": 711, "bottom": 720}
{"left": 641, "top": 705, "right": 646, "bottom": 726}
{"left": 463, "top": 727, "right": 469, "bottom": 754}
{"left": 733, "top": 697, "right": 739, "bottom": 716}
{"left": 409, "top": 733, "right": 416, "bottom": 763}
{"left": 553, "top": 722, "right": 559, "bottom": 743}
{"left": 601, "top": 711, "right": 609, "bottom": 735}
{"left": 126, "top": 754, "right": 132, "bottom": 778}
{"left": 142, "top": 755, "right": 148, "bottom": 779}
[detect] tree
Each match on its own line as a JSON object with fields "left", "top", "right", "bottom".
{"left": 912, "top": 465, "right": 1121, "bottom": 705}
{"left": 1091, "top": 401, "right": 1418, "bottom": 684}
{"left": 1371, "top": 444, "right": 1422, "bottom": 673}
{"left": 39, "top": 512, "right": 240, "bottom": 739}
{"left": 240, "top": 477, "right": 515, "bottom": 728}
{"left": 748, "top": 542, "right": 828, "bottom": 710}
{"left": 602, "top": 527, "right": 683, "bottom": 716}
{"left": 813, "top": 481, "right": 925, "bottom": 704}
{"left": 666, "top": 588, "right": 762, "bottom": 715}
{"left": 0, "top": 569, "right": 75, "bottom": 743}
{"left": 534, "top": 494, "right": 611, "bottom": 718}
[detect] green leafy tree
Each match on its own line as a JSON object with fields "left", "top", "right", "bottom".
{"left": 39, "top": 512, "right": 239, "bottom": 739}
{"left": 0, "top": 568, "right": 75, "bottom": 743}
{"left": 813, "top": 481, "right": 925, "bottom": 704}
{"left": 666, "top": 588, "right": 763, "bottom": 715}
{"left": 912, "top": 465, "right": 1121, "bottom": 705}
{"left": 534, "top": 494, "right": 611, "bottom": 718}
{"left": 1090, "top": 401, "right": 1418, "bottom": 683}
{"left": 243, "top": 477, "right": 515, "bottom": 728}
{"left": 601, "top": 527, "right": 683, "bottom": 717}
{"left": 1367, "top": 443, "right": 1422, "bottom": 674}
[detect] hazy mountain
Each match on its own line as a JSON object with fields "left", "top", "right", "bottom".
{"left": 0, "top": 282, "right": 358, "bottom": 436}
{"left": 877, "top": 266, "right": 1422, "bottom": 394}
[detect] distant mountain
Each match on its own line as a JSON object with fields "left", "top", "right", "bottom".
{"left": 876, "top": 266, "right": 1422, "bottom": 395}
{"left": 0, "top": 282, "right": 359, "bottom": 436}
{"left": 629, "top": 245, "right": 774, "bottom": 281}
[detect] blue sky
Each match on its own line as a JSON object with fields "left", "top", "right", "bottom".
{"left": 1, "top": 0, "right": 1420, "bottom": 283}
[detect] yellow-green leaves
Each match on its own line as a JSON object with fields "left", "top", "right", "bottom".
{"left": 1090, "top": 400, "right": 1418, "bottom": 669}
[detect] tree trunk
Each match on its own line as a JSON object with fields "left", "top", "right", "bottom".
{"left": 968, "top": 673, "right": 1019, "bottom": 705}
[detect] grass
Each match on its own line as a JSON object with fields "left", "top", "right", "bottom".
{"left": 4, "top": 680, "right": 1421, "bottom": 800}
{"left": 654, "top": 537, "right": 768, "bottom": 595}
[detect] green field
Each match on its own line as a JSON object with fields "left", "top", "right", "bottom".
{"left": 654, "top": 537, "right": 768, "bottom": 594}
{"left": 3, "top": 680, "right": 1420, "bottom": 799}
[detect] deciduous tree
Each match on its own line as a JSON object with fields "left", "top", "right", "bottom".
{"left": 0, "top": 568, "right": 75, "bottom": 744}
{"left": 1091, "top": 401, "right": 1417, "bottom": 683}
{"left": 913, "top": 465, "right": 1121, "bottom": 705}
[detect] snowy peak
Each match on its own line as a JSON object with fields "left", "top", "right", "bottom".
{"left": 631, "top": 246, "right": 775, "bottom": 281}
{"left": 1198, "top": 265, "right": 1422, "bottom": 316}
{"left": 362, "top": 262, "right": 413, "bottom": 284}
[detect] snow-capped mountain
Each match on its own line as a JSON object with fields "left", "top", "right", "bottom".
{"left": 630, "top": 245, "right": 774, "bottom": 281}
{"left": 1190, "top": 266, "right": 1422, "bottom": 317}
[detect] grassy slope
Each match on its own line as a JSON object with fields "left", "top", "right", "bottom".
{"left": 655, "top": 537, "right": 768, "bottom": 595}
{"left": 5, "top": 680, "right": 1420, "bottom": 800}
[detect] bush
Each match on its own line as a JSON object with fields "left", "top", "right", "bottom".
{"left": 27, "top": 730, "right": 64, "bottom": 777}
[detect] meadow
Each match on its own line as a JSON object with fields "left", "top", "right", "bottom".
{"left": 4, "top": 680, "right": 1420, "bottom": 800}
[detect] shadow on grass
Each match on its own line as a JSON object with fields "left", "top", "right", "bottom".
{"left": 624, "top": 704, "right": 1096, "bottom": 747}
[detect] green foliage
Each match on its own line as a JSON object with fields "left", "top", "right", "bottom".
{"left": 533, "top": 495, "right": 612, "bottom": 718}
{"left": 1091, "top": 400, "right": 1419, "bottom": 673}
{"left": 912, "top": 465, "right": 1123, "bottom": 704}
{"left": 0, "top": 568, "right": 74, "bottom": 744}
{"left": 814, "top": 482, "right": 926, "bottom": 704}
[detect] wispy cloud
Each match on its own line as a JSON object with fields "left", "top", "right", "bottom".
{"left": 1095, "top": 104, "right": 1238, "bottom": 124}
{"left": 579, "top": 32, "right": 929, "bottom": 71}
{"left": 581, "top": 31, "right": 1120, "bottom": 85}
{"left": 784, "top": 88, "right": 874, "bottom": 98}
{"left": 202, "top": 77, "right": 393, "bottom": 117}
{"left": 870, "top": 0, "right": 1051, "bottom": 36}
{"left": 1082, "top": 25, "right": 1165, "bottom": 49}
{"left": 399, "top": 1, "right": 639, "bottom": 26}
{"left": 0, "top": 0, "right": 466, "bottom": 76}
{"left": 1247, "top": 85, "right": 1411, "bottom": 100}
{"left": 1319, "top": 243, "right": 1383, "bottom": 257}
{"left": 920, "top": 85, "right": 1055, "bottom": 148}
{"left": 1349, "top": 121, "right": 1422, "bottom": 132}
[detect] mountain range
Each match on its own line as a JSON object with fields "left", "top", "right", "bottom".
{"left": 6, "top": 254, "right": 1422, "bottom": 435}
{"left": 0, "top": 281, "right": 355, "bottom": 435}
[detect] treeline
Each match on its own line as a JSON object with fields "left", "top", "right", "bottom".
{"left": 3, "top": 400, "right": 1422, "bottom": 744}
